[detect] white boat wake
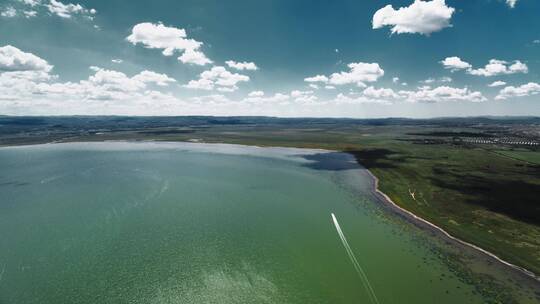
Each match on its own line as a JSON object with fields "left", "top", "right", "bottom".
{"left": 331, "top": 213, "right": 380, "bottom": 304}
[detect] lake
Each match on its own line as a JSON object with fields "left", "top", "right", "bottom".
{"left": 0, "top": 142, "right": 537, "bottom": 303}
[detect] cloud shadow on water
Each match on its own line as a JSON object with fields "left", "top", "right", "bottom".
{"left": 300, "top": 152, "right": 361, "bottom": 171}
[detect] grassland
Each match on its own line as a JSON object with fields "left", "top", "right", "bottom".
{"left": 1, "top": 116, "right": 539, "bottom": 276}
{"left": 494, "top": 149, "right": 540, "bottom": 165}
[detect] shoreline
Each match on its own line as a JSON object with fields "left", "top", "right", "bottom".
{"left": 364, "top": 169, "right": 539, "bottom": 282}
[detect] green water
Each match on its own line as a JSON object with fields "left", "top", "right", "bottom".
{"left": 0, "top": 142, "right": 536, "bottom": 303}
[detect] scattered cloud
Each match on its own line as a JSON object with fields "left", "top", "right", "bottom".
{"left": 216, "top": 87, "right": 237, "bottom": 92}
{"left": 333, "top": 84, "right": 485, "bottom": 104}
{"left": 506, "top": 0, "right": 518, "bottom": 8}
{"left": 111, "top": 59, "right": 123, "bottom": 64}
{"left": 178, "top": 49, "right": 212, "bottom": 66}
{"left": 441, "top": 57, "right": 528, "bottom": 77}
{"left": 190, "top": 94, "right": 231, "bottom": 104}
{"left": 335, "top": 93, "right": 392, "bottom": 105}
{"left": 441, "top": 56, "right": 472, "bottom": 71}
{"left": 132, "top": 70, "right": 176, "bottom": 86}
{"left": 185, "top": 66, "right": 249, "bottom": 91}
{"left": 0, "top": 46, "right": 177, "bottom": 109}
{"left": 290, "top": 90, "right": 317, "bottom": 102}
{"left": 468, "top": 59, "right": 528, "bottom": 77}
{"left": 420, "top": 76, "right": 452, "bottom": 84}
{"left": 392, "top": 77, "right": 408, "bottom": 87}
{"left": 1, "top": 7, "right": 17, "bottom": 17}
{"left": 328, "top": 63, "right": 384, "bottom": 86}
{"left": 46, "top": 0, "right": 96, "bottom": 19}
{"left": 243, "top": 90, "right": 319, "bottom": 105}
{"left": 23, "top": 10, "right": 37, "bottom": 17}
{"left": 248, "top": 90, "right": 264, "bottom": 97}
{"left": 244, "top": 92, "right": 290, "bottom": 104}
{"left": 19, "top": 0, "right": 41, "bottom": 7}
{"left": 225, "top": 60, "right": 258, "bottom": 71}
{"left": 4, "top": 0, "right": 96, "bottom": 20}
{"left": 362, "top": 86, "right": 399, "bottom": 99}
{"left": 488, "top": 80, "right": 506, "bottom": 87}
{"left": 440, "top": 76, "right": 452, "bottom": 82}
{"left": 0, "top": 52, "right": 180, "bottom": 115}
{"left": 399, "top": 86, "right": 486, "bottom": 103}
{"left": 0, "top": 45, "right": 53, "bottom": 72}
{"left": 305, "top": 62, "right": 384, "bottom": 87}
{"left": 304, "top": 75, "right": 328, "bottom": 83}
{"left": 86, "top": 67, "right": 176, "bottom": 92}
{"left": 495, "top": 82, "right": 540, "bottom": 100}
{"left": 127, "top": 22, "right": 212, "bottom": 65}
{"left": 87, "top": 67, "right": 146, "bottom": 92}
{"left": 372, "top": 0, "right": 455, "bottom": 35}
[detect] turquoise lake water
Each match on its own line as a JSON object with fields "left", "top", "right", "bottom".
{"left": 0, "top": 142, "right": 536, "bottom": 303}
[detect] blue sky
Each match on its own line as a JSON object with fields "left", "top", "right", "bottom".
{"left": 0, "top": 0, "right": 539, "bottom": 117}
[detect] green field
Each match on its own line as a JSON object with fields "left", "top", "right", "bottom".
{"left": 494, "top": 149, "right": 540, "bottom": 165}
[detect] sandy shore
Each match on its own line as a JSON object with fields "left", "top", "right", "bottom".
{"left": 365, "top": 169, "right": 539, "bottom": 282}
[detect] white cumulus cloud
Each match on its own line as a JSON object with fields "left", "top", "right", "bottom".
{"left": 0, "top": 45, "right": 53, "bottom": 72}
{"left": 441, "top": 57, "right": 528, "bottom": 77}
{"left": 420, "top": 76, "right": 452, "bottom": 84}
{"left": 47, "top": 0, "right": 96, "bottom": 19}
{"left": 132, "top": 70, "right": 176, "bottom": 86}
{"left": 7, "top": 1, "right": 95, "bottom": 19}
{"left": 23, "top": 10, "right": 37, "bottom": 17}
{"left": 305, "top": 63, "right": 384, "bottom": 87}
{"left": 488, "top": 81, "right": 506, "bottom": 87}
{"left": 335, "top": 93, "right": 392, "bottom": 105}
{"left": 244, "top": 92, "right": 290, "bottom": 104}
{"left": 178, "top": 49, "right": 212, "bottom": 66}
{"left": 127, "top": 22, "right": 212, "bottom": 65}
{"left": 1, "top": 7, "right": 17, "bottom": 17}
{"left": 363, "top": 86, "right": 399, "bottom": 99}
{"left": 225, "top": 60, "right": 258, "bottom": 71}
{"left": 19, "top": 0, "right": 41, "bottom": 7}
{"left": 372, "top": 0, "right": 455, "bottom": 35}
{"left": 495, "top": 82, "right": 540, "bottom": 100}
{"left": 506, "top": 0, "right": 518, "bottom": 8}
{"left": 441, "top": 56, "right": 472, "bottom": 71}
{"left": 328, "top": 63, "right": 384, "bottom": 86}
{"left": 290, "top": 90, "right": 317, "bottom": 103}
{"left": 304, "top": 75, "right": 329, "bottom": 83}
{"left": 190, "top": 94, "right": 231, "bottom": 104}
{"left": 248, "top": 90, "right": 264, "bottom": 97}
{"left": 399, "top": 86, "right": 486, "bottom": 103}
{"left": 468, "top": 59, "right": 528, "bottom": 77}
{"left": 0, "top": 61, "right": 180, "bottom": 115}
{"left": 185, "top": 66, "right": 249, "bottom": 91}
